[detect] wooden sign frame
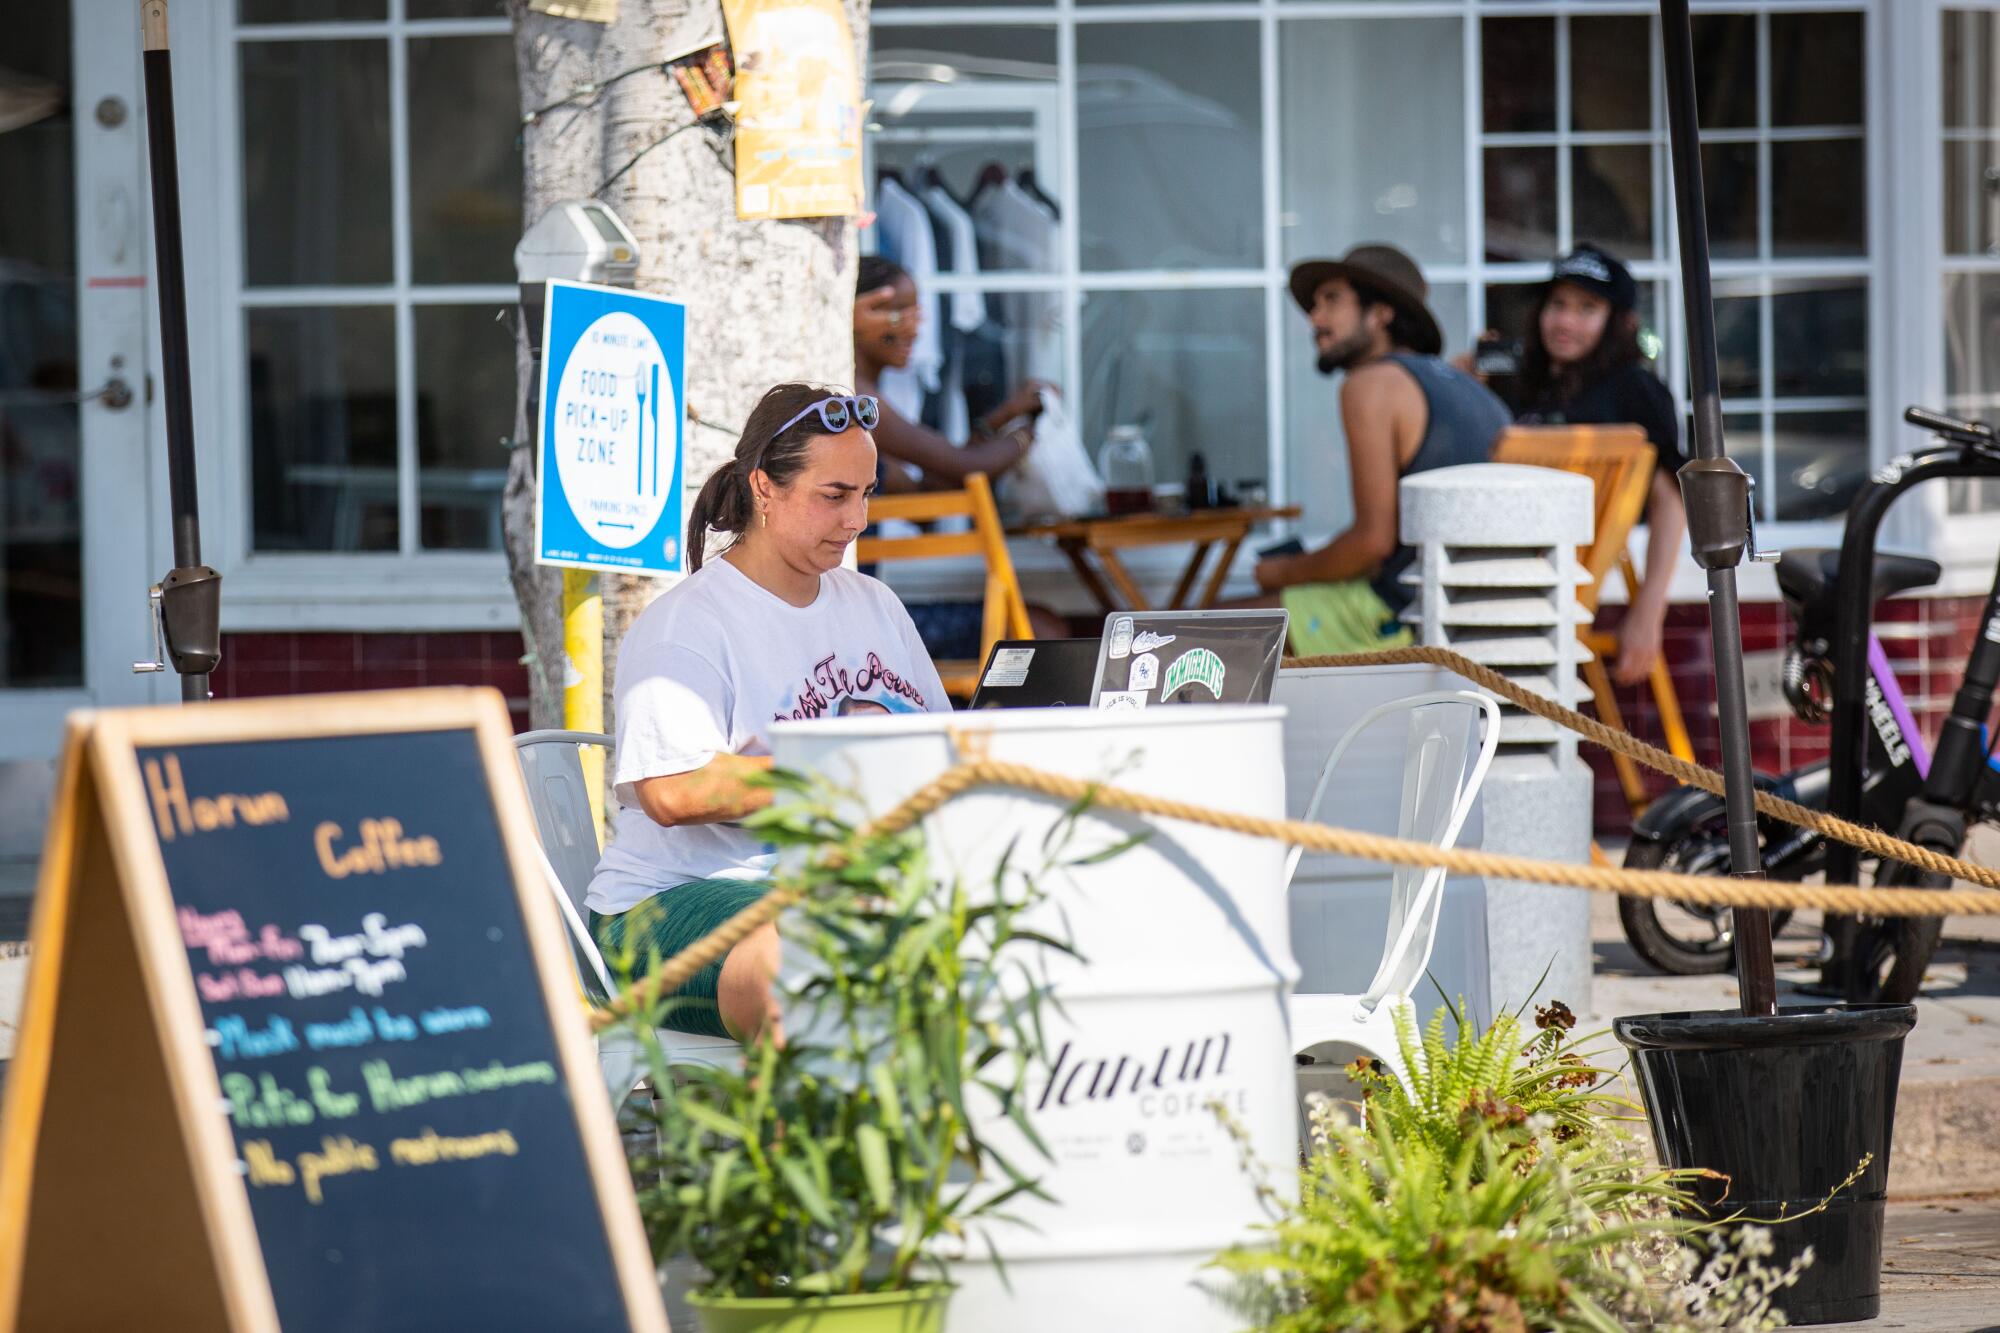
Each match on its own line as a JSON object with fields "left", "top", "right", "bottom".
{"left": 0, "top": 688, "right": 665, "bottom": 1331}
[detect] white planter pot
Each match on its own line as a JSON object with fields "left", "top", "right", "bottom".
{"left": 771, "top": 705, "right": 1297, "bottom": 1332}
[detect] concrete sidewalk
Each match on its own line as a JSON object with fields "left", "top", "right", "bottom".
{"left": 1866, "top": 1198, "right": 2000, "bottom": 1331}
{"left": 1585, "top": 882, "right": 2000, "bottom": 1200}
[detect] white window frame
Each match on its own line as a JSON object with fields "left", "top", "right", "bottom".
{"left": 176, "top": 0, "right": 519, "bottom": 632}
{"left": 166, "top": 0, "right": 1940, "bottom": 626}
{"left": 873, "top": 0, "right": 1895, "bottom": 607}
{"left": 1925, "top": 0, "right": 2000, "bottom": 597}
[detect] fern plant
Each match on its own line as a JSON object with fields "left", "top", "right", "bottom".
{"left": 1351, "top": 998, "right": 1635, "bottom": 1164}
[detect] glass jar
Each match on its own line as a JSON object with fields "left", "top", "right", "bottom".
{"left": 1098, "top": 425, "right": 1155, "bottom": 516}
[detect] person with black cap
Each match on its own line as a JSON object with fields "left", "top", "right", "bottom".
{"left": 1240, "top": 243, "right": 1510, "bottom": 656}
{"left": 1475, "top": 243, "right": 1687, "bottom": 686}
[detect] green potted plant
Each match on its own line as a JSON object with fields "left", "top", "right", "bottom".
{"left": 1212, "top": 1002, "right": 1816, "bottom": 1332}
{"left": 607, "top": 771, "right": 1079, "bottom": 1332}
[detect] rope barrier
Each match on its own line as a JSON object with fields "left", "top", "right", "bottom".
{"left": 1286, "top": 645, "right": 2000, "bottom": 894}
{"left": 589, "top": 645, "right": 2000, "bottom": 1033}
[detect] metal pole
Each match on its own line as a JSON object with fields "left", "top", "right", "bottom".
{"left": 563, "top": 569, "right": 606, "bottom": 839}
{"left": 141, "top": 0, "right": 220, "bottom": 702}
{"left": 1659, "top": 0, "right": 1777, "bottom": 1015}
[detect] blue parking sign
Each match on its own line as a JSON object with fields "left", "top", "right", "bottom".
{"left": 535, "top": 279, "right": 687, "bottom": 576}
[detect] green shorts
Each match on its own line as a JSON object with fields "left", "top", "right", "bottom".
{"left": 590, "top": 877, "right": 768, "bottom": 1039}
{"left": 1280, "top": 580, "right": 1416, "bottom": 658}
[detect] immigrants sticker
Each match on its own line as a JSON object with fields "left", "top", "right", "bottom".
{"left": 1161, "top": 647, "right": 1225, "bottom": 701}
{"left": 1107, "top": 616, "right": 1134, "bottom": 659}
{"left": 1129, "top": 652, "right": 1160, "bottom": 692}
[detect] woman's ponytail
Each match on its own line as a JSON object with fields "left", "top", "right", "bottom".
{"left": 685, "top": 381, "right": 851, "bottom": 570}
{"left": 685, "top": 465, "right": 748, "bottom": 572}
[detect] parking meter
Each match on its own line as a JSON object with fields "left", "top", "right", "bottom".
{"left": 516, "top": 200, "right": 641, "bottom": 369}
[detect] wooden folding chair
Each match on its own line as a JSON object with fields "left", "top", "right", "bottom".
{"left": 857, "top": 472, "right": 1032, "bottom": 700}
{"left": 1492, "top": 426, "right": 1696, "bottom": 823}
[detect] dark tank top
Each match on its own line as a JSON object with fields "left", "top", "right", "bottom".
{"left": 1367, "top": 352, "right": 1511, "bottom": 613}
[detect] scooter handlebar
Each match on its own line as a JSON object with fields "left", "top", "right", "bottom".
{"left": 1904, "top": 405, "right": 1998, "bottom": 446}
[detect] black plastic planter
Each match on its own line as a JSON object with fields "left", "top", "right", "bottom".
{"left": 1614, "top": 1003, "right": 1917, "bottom": 1326}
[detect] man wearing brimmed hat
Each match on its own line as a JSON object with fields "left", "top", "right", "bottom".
{"left": 1243, "top": 244, "right": 1509, "bottom": 656}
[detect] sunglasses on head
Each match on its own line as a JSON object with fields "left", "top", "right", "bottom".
{"left": 773, "top": 395, "right": 880, "bottom": 438}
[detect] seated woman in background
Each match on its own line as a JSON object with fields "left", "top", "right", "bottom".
{"left": 1469, "top": 245, "right": 1688, "bottom": 686}
{"left": 854, "top": 255, "right": 1069, "bottom": 649}
{"left": 854, "top": 254, "right": 1048, "bottom": 490}
{"left": 586, "top": 382, "right": 951, "bottom": 1043}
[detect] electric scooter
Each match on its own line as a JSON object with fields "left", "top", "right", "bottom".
{"left": 1619, "top": 405, "right": 2000, "bottom": 1001}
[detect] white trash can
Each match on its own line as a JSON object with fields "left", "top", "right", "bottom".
{"left": 772, "top": 705, "right": 1297, "bottom": 1332}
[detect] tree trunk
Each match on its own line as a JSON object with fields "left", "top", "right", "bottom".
{"left": 509, "top": 0, "right": 869, "bottom": 731}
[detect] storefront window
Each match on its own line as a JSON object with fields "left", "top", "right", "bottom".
{"left": 0, "top": 2, "right": 83, "bottom": 687}
{"left": 239, "top": 41, "right": 392, "bottom": 288}
{"left": 1082, "top": 289, "right": 1266, "bottom": 495}
{"left": 865, "top": 2, "right": 1874, "bottom": 534}
{"left": 1944, "top": 8, "right": 2000, "bottom": 512}
{"left": 247, "top": 306, "right": 399, "bottom": 553}
{"left": 1076, "top": 23, "right": 1262, "bottom": 273}
{"left": 236, "top": 10, "right": 518, "bottom": 554}
{"left": 1279, "top": 18, "right": 1467, "bottom": 268}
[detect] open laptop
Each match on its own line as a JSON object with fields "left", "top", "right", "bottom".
{"left": 1089, "top": 609, "right": 1290, "bottom": 709}
{"left": 965, "top": 638, "right": 1104, "bottom": 710}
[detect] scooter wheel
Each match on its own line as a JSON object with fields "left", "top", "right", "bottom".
{"left": 1617, "top": 832, "right": 1798, "bottom": 975}
{"left": 1844, "top": 858, "right": 1948, "bottom": 1004}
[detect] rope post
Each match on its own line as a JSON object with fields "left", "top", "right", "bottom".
{"left": 1402, "top": 465, "right": 1597, "bottom": 1016}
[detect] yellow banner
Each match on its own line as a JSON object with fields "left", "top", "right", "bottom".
{"left": 722, "top": 0, "right": 864, "bottom": 220}
{"left": 527, "top": 0, "right": 619, "bottom": 23}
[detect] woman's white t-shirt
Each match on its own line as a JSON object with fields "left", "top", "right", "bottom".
{"left": 587, "top": 558, "right": 951, "bottom": 915}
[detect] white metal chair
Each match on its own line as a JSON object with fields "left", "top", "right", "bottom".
{"left": 1285, "top": 691, "right": 1501, "bottom": 1092}
{"left": 513, "top": 729, "right": 740, "bottom": 1101}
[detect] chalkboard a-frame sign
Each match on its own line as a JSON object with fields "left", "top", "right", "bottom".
{"left": 0, "top": 688, "right": 666, "bottom": 1332}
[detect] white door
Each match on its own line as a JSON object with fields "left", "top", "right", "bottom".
{"left": 0, "top": 0, "right": 161, "bottom": 774}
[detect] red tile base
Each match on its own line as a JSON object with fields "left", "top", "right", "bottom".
{"left": 209, "top": 632, "right": 532, "bottom": 733}
{"left": 1587, "top": 595, "right": 1987, "bottom": 835}
{"left": 211, "top": 602, "right": 1989, "bottom": 838}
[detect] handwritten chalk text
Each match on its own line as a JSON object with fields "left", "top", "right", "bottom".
{"left": 144, "top": 753, "right": 288, "bottom": 842}
{"left": 314, "top": 819, "right": 443, "bottom": 879}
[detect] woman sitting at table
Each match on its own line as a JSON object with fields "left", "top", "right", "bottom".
{"left": 854, "top": 256, "right": 1069, "bottom": 649}
{"left": 586, "top": 382, "right": 951, "bottom": 1042}
{"left": 854, "top": 255, "right": 1049, "bottom": 490}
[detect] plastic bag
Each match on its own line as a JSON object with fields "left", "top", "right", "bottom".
{"left": 1002, "top": 388, "right": 1105, "bottom": 520}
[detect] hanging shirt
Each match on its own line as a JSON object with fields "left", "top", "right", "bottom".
{"left": 973, "top": 180, "right": 1062, "bottom": 381}
{"left": 921, "top": 182, "right": 988, "bottom": 443}
{"left": 587, "top": 559, "right": 951, "bottom": 914}
{"left": 923, "top": 182, "right": 988, "bottom": 333}
{"left": 873, "top": 176, "right": 944, "bottom": 415}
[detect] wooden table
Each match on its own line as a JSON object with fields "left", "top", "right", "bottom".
{"left": 1008, "top": 505, "right": 1302, "bottom": 612}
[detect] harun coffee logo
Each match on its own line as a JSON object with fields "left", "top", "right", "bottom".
{"left": 1035, "top": 1029, "right": 1248, "bottom": 1123}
